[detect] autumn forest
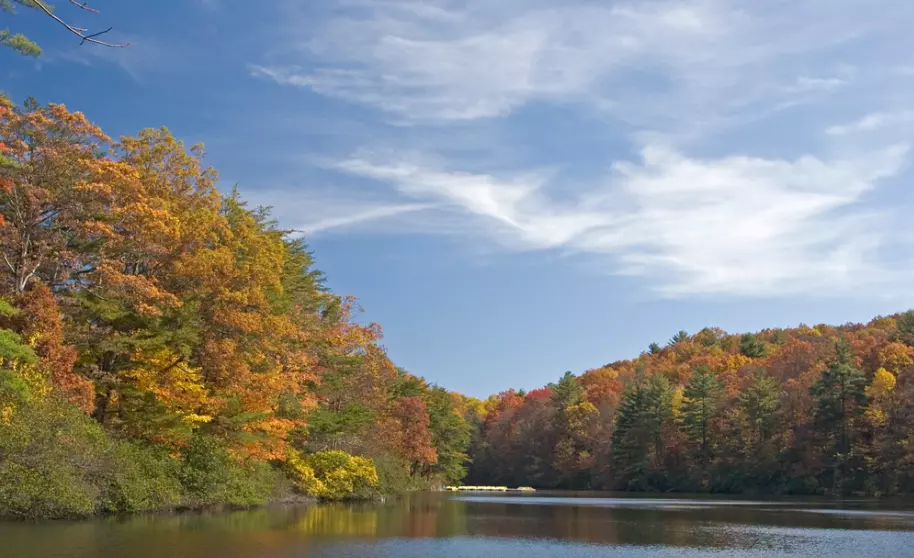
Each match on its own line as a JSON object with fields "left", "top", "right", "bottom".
{"left": 3, "top": 93, "right": 914, "bottom": 520}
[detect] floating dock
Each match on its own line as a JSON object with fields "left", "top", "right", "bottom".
{"left": 444, "top": 486, "right": 536, "bottom": 492}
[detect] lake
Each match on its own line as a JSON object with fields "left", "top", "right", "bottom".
{"left": 5, "top": 492, "right": 914, "bottom": 557}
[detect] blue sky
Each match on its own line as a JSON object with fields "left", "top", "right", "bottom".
{"left": 3, "top": 0, "right": 914, "bottom": 397}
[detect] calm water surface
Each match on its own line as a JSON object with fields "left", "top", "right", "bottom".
{"left": 5, "top": 492, "right": 914, "bottom": 557}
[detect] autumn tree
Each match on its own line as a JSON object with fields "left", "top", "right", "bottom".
{"left": 388, "top": 396, "right": 437, "bottom": 475}
{"left": 11, "top": 282, "right": 91, "bottom": 411}
{"left": 467, "top": 312, "right": 914, "bottom": 496}
{"left": 0, "top": 100, "right": 115, "bottom": 294}
{"left": 872, "top": 373, "right": 914, "bottom": 493}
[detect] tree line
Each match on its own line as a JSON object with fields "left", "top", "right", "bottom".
{"left": 465, "top": 315, "right": 914, "bottom": 496}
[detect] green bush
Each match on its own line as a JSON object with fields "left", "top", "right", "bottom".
{"left": 226, "top": 459, "right": 283, "bottom": 508}
{"left": 0, "top": 461, "right": 98, "bottom": 519}
{"left": 101, "top": 441, "right": 183, "bottom": 514}
{"left": 0, "top": 373, "right": 290, "bottom": 519}
{"left": 0, "top": 381, "right": 182, "bottom": 518}
{"left": 372, "top": 453, "right": 422, "bottom": 495}
{"left": 0, "top": 390, "right": 106, "bottom": 518}
{"left": 371, "top": 453, "right": 442, "bottom": 495}
{"left": 178, "top": 435, "right": 278, "bottom": 508}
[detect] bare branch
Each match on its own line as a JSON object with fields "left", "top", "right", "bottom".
{"left": 20, "top": 256, "right": 42, "bottom": 292}
{"left": 79, "top": 26, "right": 112, "bottom": 45}
{"left": 31, "top": 0, "right": 130, "bottom": 48}
{"left": 68, "top": 0, "right": 100, "bottom": 13}
{"left": 1, "top": 253, "right": 16, "bottom": 276}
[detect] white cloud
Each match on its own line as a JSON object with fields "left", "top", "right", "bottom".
{"left": 784, "top": 77, "right": 847, "bottom": 93}
{"left": 246, "top": 0, "right": 914, "bottom": 298}
{"left": 334, "top": 157, "right": 609, "bottom": 248}
{"left": 826, "top": 111, "right": 914, "bottom": 136}
{"left": 332, "top": 144, "right": 910, "bottom": 296}
{"left": 247, "top": 0, "right": 736, "bottom": 123}
{"left": 236, "top": 186, "right": 436, "bottom": 236}
{"left": 252, "top": 0, "right": 913, "bottom": 129}
{"left": 296, "top": 202, "right": 434, "bottom": 234}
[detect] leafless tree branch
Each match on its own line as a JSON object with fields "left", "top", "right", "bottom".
{"left": 1, "top": 253, "right": 16, "bottom": 276}
{"left": 68, "top": 0, "right": 100, "bottom": 13}
{"left": 31, "top": 0, "right": 130, "bottom": 48}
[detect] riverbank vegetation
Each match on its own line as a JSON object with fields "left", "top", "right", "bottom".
{"left": 0, "top": 98, "right": 473, "bottom": 519}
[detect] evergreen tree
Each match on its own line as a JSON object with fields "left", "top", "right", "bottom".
{"left": 611, "top": 374, "right": 673, "bottom": 490}
{"left": 423, "top": 386, "right": 471, "bottom": 484}
{"left": 811, "top": 339, "right": 868, "bottom": 492}
{"left": 739, "top": 333, "right": 768, "bottom": 358}
{"left": 812, "top": 340, "right": 867, "bottom": 455}
{"left": 549, "top": 371, "right": 583, "bottom": 409}
{"left": 668, "top": 330, "right": 689, "bottom": 346}
{"left": 738, "top": 370, "right": 780, "bottom": 444}
{"left": 898, "top": 310, "right": 914, "bottom": 342}
{"left": 681, "top": 365, "right": 723, "bottom": 468}
{"left": 612, "top": 383, "right": 651, "bottom": 489}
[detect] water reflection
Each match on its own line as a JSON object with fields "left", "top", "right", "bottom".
{"left": 4, "top": 492, "right": 914, "bottom": 558}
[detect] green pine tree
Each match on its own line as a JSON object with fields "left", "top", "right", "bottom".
{"left": 810, "top": 339, "right": 868, "bottom": 493}
{"left": 739, "top": 333, "right": 768, "bottom": 358}
{"left": 738, "top": 370, "right": 780, "bottom": 445}
{"left": 668, "top": 330, "right": 690, "bottom": 346}
{"left": 681, "top": 365, "right": 723, "bottom": 468}
{"left": 612, "top": 374, "right": 673, "bottom": 490}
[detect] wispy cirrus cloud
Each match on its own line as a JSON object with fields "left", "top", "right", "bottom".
{"left": 252, "top": 0, "right": 742, "bottom": 123}
{"left": 246, "top": 0, "right": 914, "bottom": 298}
{"left": 827, "top": 111, "right": 914, "bottom": 136}
{"left": 251, "top": 0, "right": 911, "bottom": 128}
{"left": 296, "top": 203, "right": 433, "bottom": 234}
{"left": 331, "top": 144, "right": 909, "bottom": 296}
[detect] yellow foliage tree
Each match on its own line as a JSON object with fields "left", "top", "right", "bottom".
{"left": 878, "top": 342, "right": 914, "bottom": 374}
{"left": 865, "top": 367, "right": 896, "bottom": 427}
{"left": 287, "top": 450, "right": 379, "bottom": 500}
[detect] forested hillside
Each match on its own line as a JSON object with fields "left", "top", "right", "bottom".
{"left": 465, "top": 314, "right": 914, "bottom": 496}
{"left": 0, "top": 98, "right": 473, "bottom": 519}
{"left": 4, "top": 97, "right": 914, "bottom": 522}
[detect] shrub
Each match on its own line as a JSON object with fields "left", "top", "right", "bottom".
{"left": 287, "top": 449, "right": 379, "bottom": 500}
{"left": 372, "top": 453, "right": 425, "bottom": 494}
{"left": 100, "top": 441, "right": 183, "bottom": 514}
{"left": 0, "top": 388, "right": 106, "bottom": 518}
{"left": 0, "top": 386, "right": 287, "bottom": 519}
{"left": 179, "top": 434, "right": 277, "bottom": 508}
